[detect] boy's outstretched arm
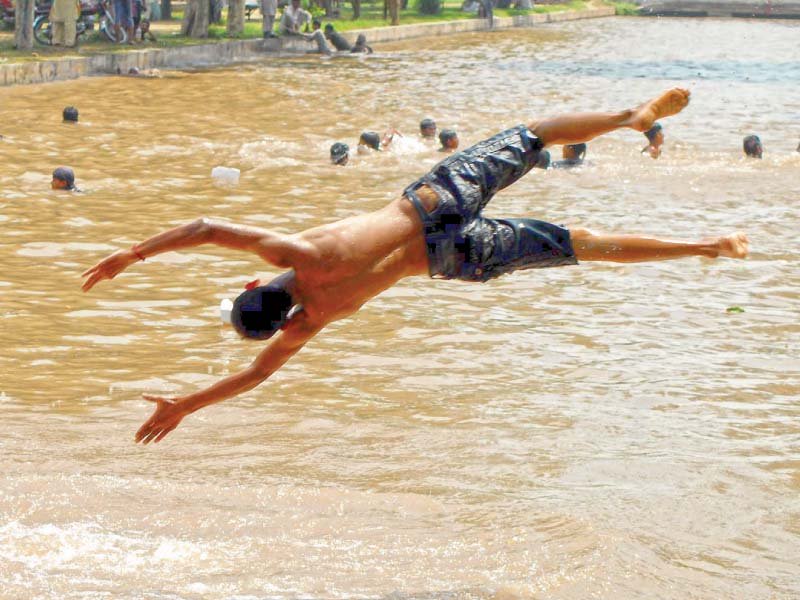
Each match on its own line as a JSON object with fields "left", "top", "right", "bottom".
{"left": 135, "top": 313, "right": 323, "bottom": 445}
{"left": 81, "top": 218, "right": 307, "bottom": 292}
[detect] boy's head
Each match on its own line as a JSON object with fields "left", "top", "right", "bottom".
{"left": 51, "top": 166, "right": 76, "bottom": 190}
{"left": 230, "top": 277, "right": 296, "bottom": 340}
{"left": 562, "top": 143, "right": 586, "bottom": 161}
{"left": 438, "top": 128, "right": 458, "bottom": 150}
{"left": 535, "top": 149, "right": 551, "bottom": 170}
{"left": 62, "top": 106, "right": 79, "bottom": 123}
{"left": 330, "top": 142, "right": 349, "bottom": 165}
{"left": 743, "top": 134, "right": 763, "bottom": 159}
{"left": 324, "top": 23, "right": 335, "bottom": 33}
{"left": 312, "top": 19, "right": 321, "bottom": 30}
{"left": 419, "top": 118, "right": 436, "bottom": 138}
{"left": 644, "top": 123, "right": 663, "bottom": 145}
{"left": 358, "top": 131, "right": 381, "bottom": 152}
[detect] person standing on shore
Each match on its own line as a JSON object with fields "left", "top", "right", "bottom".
{"left": 260, "top": 0, "right": 277, "bottom": 38}
{"left": 49, "top": 0, "right": 79, "bottom": 47}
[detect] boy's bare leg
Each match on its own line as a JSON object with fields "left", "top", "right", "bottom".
{"left": 571, "top": 228, "right": 749, "bottom": 262}
{"left": 530, "top": 88, "right": 691, "bottom": 147}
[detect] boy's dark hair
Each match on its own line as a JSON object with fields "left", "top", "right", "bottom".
{"left": 230, "top": 284, "right": 294, "bottom": 340}
{"left": 743, "top": 134, "right": 762, "bottom": 158}
{"left": 63, "top": 106, "right": 79, "bottom": 122}
{"left": 439, "top": 128, "right": 457, "bottom": 146}
{"left": 52, "top": 166, "right": 76, "bottom": 189}
{"left": 359, "top": 131, "right": 381, "bottom": 151}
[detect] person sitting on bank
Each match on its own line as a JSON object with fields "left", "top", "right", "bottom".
{"left": 280, "top": 0, "right": 331, "bottom": 53}
{"left": 63, "top": 106, "right": 79, "bottom": 123}
{"left": 420, "top": 118, "right": 437, "bottom": 139}
{"left": 51, "top": 167, "right": 78, "bottom": 191}
{"left": 438, "top": 129, "right": 459, "bottom": 153}
{"left": 330, "top": 142, "right": 349, "bottom": 166}
{"left": 552, "top": 143, "right": 587, "bottom": 169}
{"left": 80, "top": 88, "right": 751, "bottom": 446}
{"left": 324, "top": 23, "right": 352, "bottom": 52}
{"left": 350, "top": 33, "right": 373, "bottom": 54}
{"left": 641, "top": 122, "right": 664, "bottom": 159}
{"left": 743, "top": 134, "right": 763, "bottom": 159}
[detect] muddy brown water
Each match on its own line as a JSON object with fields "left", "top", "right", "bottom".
{"left": 0, "top": 16, "right": 799, "bottom": 599}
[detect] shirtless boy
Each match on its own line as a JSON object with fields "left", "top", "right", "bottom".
{"left": 81, "top": 88, "right": 748, "bottom": 445}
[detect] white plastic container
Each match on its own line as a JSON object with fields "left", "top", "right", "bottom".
{"left": 211, "top": 166, "right": 240, "bottom": 185}
{"left": 219, "top": 298, "right": 233, "bottom": 324}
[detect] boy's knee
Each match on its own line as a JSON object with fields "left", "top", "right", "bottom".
{"left": 570, "top": 227, "right": 594, "bottom": 241}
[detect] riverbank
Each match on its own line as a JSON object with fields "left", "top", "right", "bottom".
{"left": 0, "top": 6, "right": 614, "bottom": 87}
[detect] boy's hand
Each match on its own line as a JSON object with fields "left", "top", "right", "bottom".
{"left": 136, "top": 395, "right": 188, "bottom": 444}
{"left": 81, "top": 249, "right": 139, "bottom": 292}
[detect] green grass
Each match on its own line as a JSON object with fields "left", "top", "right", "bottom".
{"left": 603, "top": 0, "right": 640, "bottom": 15}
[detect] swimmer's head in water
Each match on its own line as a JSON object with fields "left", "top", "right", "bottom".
{"left": 359, "top": 131, "right": 381, "bottom": 151}
{"left": 231, "top": 278, "right": 295, "bottom": 340}
{"left": 420, "top": 118, "right": 436, "bottom": 138}
{"left": 743, "top": 134, "right": 763, "bottom": 159}
{"left": 63, "top": 106, "right": 79, "bottom": 122}
{"left": 439, "top": 128, "right": 458, "bottom": 150}
{"left": 644, "top": 123, "right": 663, "bottom": 144}
{"left": 330, "top": 142, "right": 349, "bottom": 165}
{"left": 563, "top": 143, "right": 586, "bottom": 161}
{"left": 51, "top": 166, "right": 76, "bottom": 190}
{"left": 535, "top": 149, "right": 551, "bottom": 169}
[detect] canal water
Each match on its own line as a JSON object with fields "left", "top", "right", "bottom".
{"left": 0, "top": 16, "right": 798, "bottom": 599}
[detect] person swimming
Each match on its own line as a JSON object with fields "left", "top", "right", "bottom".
{"left": 743, "top": 134, "right": 763, "bottom": 159}
{"left": 420, "top": 118, "right": 437, "bottom": 139}
{"left": 641, "top": 122, "right": 663, "bottom": 159}
{"left": 330, "top": 142, "right": 349, "bottom": 166}
{"left": 63, "top": 106, "right": 79, "bottom": 123}
{"left": 438, "top": 128, "right": 459, "bottom": 152}
{"left": 552, "top": 143, "right": 587, "bottom": 169}
{"left": 51, "top": 166, "right": 78, "bottom": 191}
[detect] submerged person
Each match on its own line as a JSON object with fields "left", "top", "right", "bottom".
{"left": 420, "top": 118, "right": 437, "bottom": 139}
{"left": 63, "top": 106, "right": 79, "bottom": 123}
{"left": 350, "top": 33, "right": 373, "bottom": 54}
{"left": 330, "top": 142, "right": 349, "bottom": 165}
{"left": 81, "top": 88, "right": 749, "bottom": 445}
{"left": 743, "top": 134, "right": 763, "bottom": 159}
{"left": 51, "top": 166, "right": 78, "bottom": 191}
{"left": 641, "top": 122, "right": 664, "bottom": 159}
{"left": 357, "top": 128, "right": 400, "bottom": 153}
{"left": 438, "top": 128, "right": 459, "bottom": 153}
{"left": 552, "top": 143, "right": 586, "bottom": 169}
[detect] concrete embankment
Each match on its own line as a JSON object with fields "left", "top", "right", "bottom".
{"left": 638, "top": 0, "right": 800, "bottom": 18}
{"left": 0, "top": 7, "right": 613, "bottom": 87}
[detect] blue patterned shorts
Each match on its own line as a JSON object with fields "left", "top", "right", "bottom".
{"left": 404, "top": 125, "right": 577, "bottom": 282}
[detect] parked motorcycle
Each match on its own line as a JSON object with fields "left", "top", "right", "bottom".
{"left": 1, "top": 0, "right": 50, "bottom": 30}
{"left": 32, "top": 0, "right": 125, "bottom": 45}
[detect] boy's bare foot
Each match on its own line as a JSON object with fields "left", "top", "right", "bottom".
{"left": 629, "top": 88, "right": 691, "bottom": 132}
{"left": 715, "top": 232, "right": 749, "bottom": 259}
